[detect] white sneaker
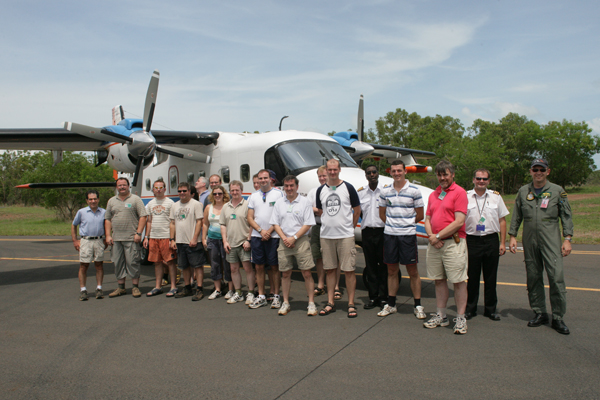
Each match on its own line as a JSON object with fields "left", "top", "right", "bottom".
{"left": 414, "top": 305, "right": 426, "bottom": 319}
{"left": 278, "top": 302, "right": 291, "bottom": 315}
{"left": 249, "top": 296, "right": 268, "bottom": 309}
{"left": 271, "top": 295, "right": 281, "bottom": 309}
{"left": 307, "top": 302, "right": 317, "bottom": 316}
{"left": 423, "top": 313, "right": 450, "bottom": 329}
{"left": 208, "top": 290, "right": 222, "bottom": 300}
{"left": 224, "top": 290, "right": 234, "bottom": 299}
{"left": 453, "top": 317, "right": 468, "bottom": 335}
{"left": 377, "top": 304, "right": 397, "bottom": 317}
{"left": 245, "top": 292, "right": 255, "bottom": 305}
{"left": 227, "top": 292, "right": 244, "bottom": 304}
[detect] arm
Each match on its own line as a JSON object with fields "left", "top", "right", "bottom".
{"left": 105, "top": 219, "right": 113, "bottom": 246}
{"left": 352, "top": 205, "right": 361, "bottom": 228}
{"left": 143, "top": 215, "right": 152, "bottom": 249}
{"left": 169, "top": 220, "right": 177, "bottom": 250}
{"left": 220, "top": 224, "right": 230, "bottom": 253}
{"left": 508, "top": 193, "right": 523, "bottom": 254}
{"left": 202, "top": 206, "right": 210, "bottom": 248}
{"left": 273, "top": 224, "right": 290, "bottom": 248}
{"left": 415, "top": 207, "right": 424, "bottom": 223}
{"left": 379, "top": 205, "right": 387, "bottom": 224}
{"left": 71, "top": 224, "right": 80, "bottom": 251}
{"left": 134, "top": 216, "right": 147, "bottom": 244}
{"left": 558, "top": 191, "right": 574, "bottom": 257}
{"left": 190, "top": 219, "right": 202, "bottom": 247}
{"left": 499, "top": 217, "right": 506, "bottom": 256}
{"left": 436, "top": 212, "right": 465, "bottom": 239}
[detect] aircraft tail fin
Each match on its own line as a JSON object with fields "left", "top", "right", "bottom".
{"left": 112, "top": 105, "right": 125, "bottom": 125}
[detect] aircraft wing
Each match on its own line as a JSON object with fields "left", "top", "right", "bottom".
{"left": 0, "top": 128, "right": 107, "bottom": 151}
{"left": 369, "top": 144, "right": 436, "bottom": 159}
{"left": 151, "top": 130, "right": 219, "bottom": 146}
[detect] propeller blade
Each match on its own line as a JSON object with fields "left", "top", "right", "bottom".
{"left": 64, "top": 122, "right": 131, "bottom": 144}
{"left": 132, "top": 157, "right": 144, "bottom": 187}
{"left": 143, "top": 70, "right": 160, "bottom": 133}
{"left": 157, "top": 145, "right": 212, "bottom": 164}
{"left": 357, "top": 94, "right": 364, "bottom": 142}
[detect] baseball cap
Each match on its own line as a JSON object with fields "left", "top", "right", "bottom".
{"left": 267, "top": 169, "right": 277, "bottom": 181}
{"left": 531, "top": 159, "right": 549, "bottom": 169}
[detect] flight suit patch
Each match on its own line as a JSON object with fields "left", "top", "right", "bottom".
{"left": 526, "top": 193, "right": 535, "bottom": 201}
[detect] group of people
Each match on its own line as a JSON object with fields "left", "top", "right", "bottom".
{"left": 72, "top": 157, "right": 574, "bottom": 335}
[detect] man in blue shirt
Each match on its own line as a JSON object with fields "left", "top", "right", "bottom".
{"left": 72, "top": 190, "right": 107, "bottom": 301}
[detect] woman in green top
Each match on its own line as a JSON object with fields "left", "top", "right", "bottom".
{"left": 202, "top": 186, "right": 233, "bottom": 300}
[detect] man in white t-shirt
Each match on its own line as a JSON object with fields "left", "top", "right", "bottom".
{"left": 316, "top": 159, "right": 361, "bottom": 318}
{"left": 170, "top": 182, "right": 206, "bottom": 301}
{"left": 143, "top": 179, "right": 177, "bottom": 297}
{"left": 247, "top": 169, "right": 284, "bottom": 309}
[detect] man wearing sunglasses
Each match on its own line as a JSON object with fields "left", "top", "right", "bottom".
{"left": 509, "top": 159, "right": 573, "bottom": 335}
{"left": 465, "top": 169, "right": 509, "bottom": 321}
{"left": 170, "top": 182, "right": 206, "bottom": 300}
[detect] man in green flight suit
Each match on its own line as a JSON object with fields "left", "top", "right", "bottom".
{"left": 509, "top": 159, "right": 573, "bottom": 335}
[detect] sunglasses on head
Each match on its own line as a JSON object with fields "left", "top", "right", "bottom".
{"left": 475, "top": 177, "right": 489, "bottom": 181}
{"left": 532, "top": 168, "right": 546, "bottom": 173}
{"left": 178, "top": 190, "right": 188, "bottom": 193}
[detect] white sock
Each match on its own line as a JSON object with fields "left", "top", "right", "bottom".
{"left": 81, "top": 287, "right": 87, "bottom": 292}
{"left": 97, "top": 285, "right": 102, "bottom": 290}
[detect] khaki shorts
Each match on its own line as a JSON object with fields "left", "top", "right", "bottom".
{"left": 278, "top": 236, "right": 315, "bottom": 272}
{"left": 226, "top": 245, "right": 251, "bottom": 264}
{"left": 80, "top": 238, "right": 105, "bottom": 263}
{"left": 148, "top": 238, "right": 176, "bottom": 263}
{"left": 426, "top": 238, "right": 468, "bottom": 283}
{"left": 320, "top": 237, "right": 356, "bottom": 272}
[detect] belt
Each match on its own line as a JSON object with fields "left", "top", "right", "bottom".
{"left": 81, "top": 236, "right": 105, "bottom": 240}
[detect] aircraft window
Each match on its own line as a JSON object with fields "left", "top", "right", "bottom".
{"left": 170, "top": 169, "right": 178, "bottom": 189}
{"left": 187, "top": 173, "right": 194, "bottom": 184}
{"left": 198, "top": 171, "right": 206, "bottom": 178}
{"left": 270, "top": 140, "right": 358, "bottom": 176}
{"left": 157, "top": 176, "right": 164, "bottom": 182}
{"left": 145, "top": 178, "right": 151, "bottom": 192}
{"left": 240, "top": 164, "right": 250, "bottom": 182}
{"left": 265, "top": 148, "right": 287, "bottom": 184}
{"left": 221, "top": 167, "right": 230, "bottom": 184}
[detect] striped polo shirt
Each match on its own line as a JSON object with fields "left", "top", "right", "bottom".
{"left": 379, "top": 180, "right": 424, "bottom": 236}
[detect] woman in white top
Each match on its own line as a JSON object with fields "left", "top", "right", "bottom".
{"left": 202, "top": 186, "right": 233, "bottom": 300}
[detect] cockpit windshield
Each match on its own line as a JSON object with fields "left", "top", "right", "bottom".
{"left": 265, "top": 140, "right": 358, "bottom": 181}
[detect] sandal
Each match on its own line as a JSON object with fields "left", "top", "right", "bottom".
{"left": 347, "top": 305, "right": 358, "bottom": 319}
{"left": 334, "top": 289, "right": 343, "bottom": 300}
{"left": 166, "top": 288, "right": 177, "bottom": 297}
{"left": 314, "top": 287, "right": 325, "bottom": 296}
{"left": 146, "top": 288, "right": 163, "bottom": 297}
{"left": 319, "top": 303, "right": 336, "bottom": 316}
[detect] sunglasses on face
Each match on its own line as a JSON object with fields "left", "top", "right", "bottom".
{"left": 178, "top": 190, "right": 188, "bottom": 193}
{"left": 532, "top": 168, "right": 546, "bottom": 173}
{"left": 475, "top": 177, "right": 489, "bottom": 181}
{"left": 153, "top": 187, "right": 165, "bottom": 190}
{"left": 213, "top": 192, "right": 223, "bottom": 196}
{"left": 366, "top": 171, "right": 377, "bottom": 175}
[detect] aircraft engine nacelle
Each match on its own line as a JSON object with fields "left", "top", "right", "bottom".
{"left": 105, "top": 143, "right": 153, "bottom": 173}
{"left": 331, "top": 131, "right": 374, "bottom": 160}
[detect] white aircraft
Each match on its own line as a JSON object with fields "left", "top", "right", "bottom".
{"left": 0, "top": 70, "right": 436, "bottom": 243}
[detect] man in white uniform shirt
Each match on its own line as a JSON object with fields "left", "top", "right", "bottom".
{"left": 271, "top": 175, "right": 317, "bottom": 316}
{"left": 465, "top": 169, "right": 509, "bottom": 321}
{"left": 247, "top": 169, "right": 284, "bottom": 309}
{"left": 357, "top": 165, "right": 388, "bottom": 311}
{"left": 316, "top": 159, "right": 361, "bottom": 318}
{"left": 378, "top": 160, "right": 425, "bottom": 318}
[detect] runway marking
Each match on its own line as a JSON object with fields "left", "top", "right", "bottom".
{"left": 415, "top": 276, "right": 600, "bottom": 292}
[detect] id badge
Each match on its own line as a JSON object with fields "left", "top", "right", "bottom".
{"left": 476, "top": 224, "right": 485, "bottom": 232}
{"left": 541, "top": 198, "right": 549, "bottom": 209}
{"left": 438, "top": 191, "right": 446, "bottom": 200}
{"left": 231, "top": 214, "right": 237, "bottom": 220}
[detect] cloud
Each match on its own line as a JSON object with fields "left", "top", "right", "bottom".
{"left": 491, "top": 102, "right": 540, "bottom": 118}
{"left": 508, "top": 83, "right": 548, "bottom": 93}
{"left": 587, "top": 117, "right": 600, "bottom": 134}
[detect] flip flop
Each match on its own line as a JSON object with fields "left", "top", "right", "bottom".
{"left": 166, "top": 288, "right": 177, "bottom": 297}
{"left": 146, "top": 288, "right": 163, "bottom": 297}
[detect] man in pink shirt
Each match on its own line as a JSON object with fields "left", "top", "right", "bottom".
{"left": 423, "top": 161, "right": 469, "bottom": 334}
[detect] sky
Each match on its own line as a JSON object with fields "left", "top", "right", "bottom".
{"left": 1, "top": 0, "right": 599, "bottom": 166}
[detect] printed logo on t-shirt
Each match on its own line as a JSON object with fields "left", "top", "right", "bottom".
{"left": 176, "top": 207, "right": 191, "bottom": 221}
{"left": 325, "top": 193, "right": 341, "bottom": 216}
{"left": 151, "top": 205, "right": 167, "bottom": 215}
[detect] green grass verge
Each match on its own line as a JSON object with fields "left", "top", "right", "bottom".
{"left": 0, "top": 206, "right": 71, "bottom": 236}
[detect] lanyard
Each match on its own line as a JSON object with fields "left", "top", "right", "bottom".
{"left": 476, "top": 193, "right": 488, "bottom": 219}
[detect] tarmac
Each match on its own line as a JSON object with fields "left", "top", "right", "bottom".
{"left": 0, "top": 236, "right": 599, "bottom": 399}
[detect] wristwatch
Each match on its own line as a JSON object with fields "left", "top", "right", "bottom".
{"left": 258, "top": 228, "right": 263, "bottom": 233}
{"left": 565, "top": 237, "right": 572, "bottom": 242}
{"left": 135, "top": 232, "right": 141, "bottom": 236}
{"left": 435, "top": 233, "right": 440, "bottom": 240}
{"left": 293, "top": 234, "right": 298, "bottom": 240}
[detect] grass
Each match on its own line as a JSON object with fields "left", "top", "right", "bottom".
{"left": 2, "top": 186, "right": 599, "bottom": 243}
{"left": 0, "top": 206, "right": 71, "bottom": 236}
{"left": 505, "top": 185, "right": 600, "bottom": 245}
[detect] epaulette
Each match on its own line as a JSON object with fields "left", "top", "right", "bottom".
{"left": 493, "top": 191, "right": 500, "bottom": 195}
{"left": 383, "top": 184, "right": 391, "bottom": 188}
{"left": 357, "top": 186, "right": 365, "bottom": 192}
{"left": 561, "top": 192, "right": 568, "bottom": 198}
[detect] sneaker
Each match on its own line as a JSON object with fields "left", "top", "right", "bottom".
{"left": 249, "top": 296, "right": 268, "bottom": 309}
{"left": 79, "top": 290, "right": 88, "bottom": 301}
{"left": 245, "top": 292, "right": 255, "bottom": 305}
{"left": 208, "top": 290, "right": 222, "bottom": 300}
{"left": 307, "top": 302, "right": 318, "bottom": 316}
{"left": 224, "top": 290, "right": 235, "bottom": 300}
{"left": 132, "top": 287, "right": 142, "bottom": 298}
{"left": 414, "top": 305, "right": 426, "bottom": 319}
{"left": 95, "top": 289, "right": 103, "bottom": 299}
{"left": 266, "top": 293, "right": 275, "bottom": 302}
{"left": 271, "top": 295, "right": 281, "bottom": 309}
{"left": 109, "top": 288, "right": 126, "bottom": 298}
{"left": 423, "top": 313, "right": 450, "bottom": 329}
{"left": 175, "top": 287, "right": 193, "bottom": 298}
{"left": 377, "top": 304, "right": 397, "bottom": 317}
{"left": 227, "top": 292, "right": 244, "bottom": 304}
{"left": 453, "top": 317, "right": 468, "bottom": 335}
{"left": 278, "top": 302, "right": 291, "bottom": 315}
{"left": 192, "top": 291, "right": 204, "bottom": 302}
